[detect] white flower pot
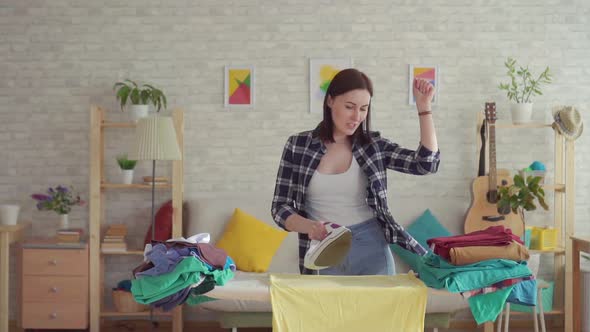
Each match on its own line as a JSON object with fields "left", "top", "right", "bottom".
{"left": 129, "top": 105, "right": 149, "bottom": 123}
{"left": 59, "top": 214, "right": 69, "bottom": 229}
{"left": 0, "top": 204, "right": 20, "bottom": 225}
{"left": 510, "top": 103, "right": 533, "bottom": 124}
{"left": 122, "top": 169, "right": 134, "bottom": 184}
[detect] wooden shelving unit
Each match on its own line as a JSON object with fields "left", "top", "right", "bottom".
{"left": 476, "top": 112, "right": 575, "bottom": 332}
{"left": 89, "top": 105, "right": 184, "bottom": 332}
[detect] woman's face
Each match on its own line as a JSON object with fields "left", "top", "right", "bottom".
{"left": 327, "top": 89, "right": 371, "bottom": 139}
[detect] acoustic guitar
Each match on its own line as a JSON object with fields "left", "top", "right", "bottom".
{"left": 464, "top": 102, "right": 524, "bottom": 237}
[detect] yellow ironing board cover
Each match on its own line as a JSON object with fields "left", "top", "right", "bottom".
{"left": 270, "top": 273, "right": 427, "bottom": 332}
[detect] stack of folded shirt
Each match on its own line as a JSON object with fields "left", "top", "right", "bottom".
{"left": 417, "top": 226, "right": 536, "bottom": 325}
{"left": 427, "top": 225, "right": 529, "bottom": 265}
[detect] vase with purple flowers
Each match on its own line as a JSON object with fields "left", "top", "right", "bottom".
{"left": 31, "top": 185, "right": 85, "bottom": 229}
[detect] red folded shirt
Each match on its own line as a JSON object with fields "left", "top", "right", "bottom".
{"left": 427, "top": 225, "right": 524, "bottom": 260}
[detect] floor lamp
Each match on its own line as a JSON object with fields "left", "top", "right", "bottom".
{"left": 131, "top": 114, "right": 181, "bottom": 244}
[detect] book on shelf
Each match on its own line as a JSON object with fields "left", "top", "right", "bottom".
{"left": 56, "top": 228, "right": 85, "bottom": 244}
{"left": 101, "top": 242, "right": 127, "bottom": 250}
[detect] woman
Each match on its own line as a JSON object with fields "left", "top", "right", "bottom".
{"left": 271, "top": 68, "right": 440, "bottom": 275}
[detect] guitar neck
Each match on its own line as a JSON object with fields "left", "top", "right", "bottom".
{"left": 488, "top": 122, "right": 497, "bottom": 202}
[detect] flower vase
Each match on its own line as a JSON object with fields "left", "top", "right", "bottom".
{"left": 59, "top": 214, "right": 69, "bottom": 229}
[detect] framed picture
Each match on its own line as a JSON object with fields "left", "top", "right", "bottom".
{"left": 224, "top": 66, "right": 255, "bottom": 108}
{"left": 309, "top": 58, "right": 353, "bottom": 114}
{"left": 408, "top": 65, "right": 438, "bottom": 105}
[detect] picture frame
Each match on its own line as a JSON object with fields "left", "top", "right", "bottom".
{"left": 309, "top": 58, "right": 353, "bottom": 114}
{"left": 224, "top": 65, "right": 255, "bottom": 108}
{"left": 408, "top": 64, "right": 438, "bottom": 105}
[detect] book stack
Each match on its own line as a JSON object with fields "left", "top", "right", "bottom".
{"left": 56, "top": 228, "right": 84, "bottom": 244}
{"left": 143, "top": 176, "right": 169, "bottom": 186}
{"left": 101, "top": 224, "right": 128, "bottom": 253}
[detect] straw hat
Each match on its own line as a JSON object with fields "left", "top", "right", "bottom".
{"left": 552, "top": 106, "right": 583, "bottom": 141}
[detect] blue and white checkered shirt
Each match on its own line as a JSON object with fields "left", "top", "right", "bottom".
{"left": 271, "top": 126, "right": 441, "bottom": 274}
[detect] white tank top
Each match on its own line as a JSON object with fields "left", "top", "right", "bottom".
{"left": 304, "top": 157, "right": 375, "bottom": 226}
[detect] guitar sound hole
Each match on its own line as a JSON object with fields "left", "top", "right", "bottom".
{"left": 486, "top": 191, "right": 498, "bottom": 204}
{"left": 497, "top": 204, "right": 511, "bottom": 215}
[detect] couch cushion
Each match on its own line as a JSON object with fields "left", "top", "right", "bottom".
{"left": 216, "top": 208, "right": 288, "bottom": 272}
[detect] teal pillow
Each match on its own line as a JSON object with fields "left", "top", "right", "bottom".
{"left": 390, "top": 209, "right": 452, "bottom": 271}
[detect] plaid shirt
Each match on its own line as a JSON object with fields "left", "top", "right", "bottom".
{"left": 271, "top": 126, "right": 441, "bottom": 274}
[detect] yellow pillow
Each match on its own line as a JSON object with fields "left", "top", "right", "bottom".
{"left": 216, "top": 208, "right": 288, "bottom": 273}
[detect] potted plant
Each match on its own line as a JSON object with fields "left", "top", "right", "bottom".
{"left": 498, "top": 57, "right": 552, "bottom": 124}
{"left": 31, "top": 185, "right": 85, "bottom": 229}
{"left": 113, "top": 79, "right": 167, "bottom": 122}
{"left": 497, "top": 174, "right": 549, "bottom": 222}
{"left": 116, "top": 154, "right": 137, "bottom": 184}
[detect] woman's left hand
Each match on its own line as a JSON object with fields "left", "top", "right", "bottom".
{"left": 413, "top": 78, "right": 435, "bottom": 113}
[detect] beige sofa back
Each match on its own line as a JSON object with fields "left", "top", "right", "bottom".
{"left": 184, "top": 192, "right": 466, "bottom": 274}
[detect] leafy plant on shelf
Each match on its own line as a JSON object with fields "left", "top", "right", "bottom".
{"left": 113, "top": 79, "right": 167, "bottom": 112}
{"left": 498, "top": 57, "right": 552, "bottom": 103}
{"left": 116, "top": 154, "right": 137, "bottom": 170}
{"left": 497, "top": 174, "right": 549, "bottom": 221}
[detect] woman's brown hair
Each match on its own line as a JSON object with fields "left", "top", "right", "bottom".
{"left": 318, "top": 68, "right": 373, "bottom": 145}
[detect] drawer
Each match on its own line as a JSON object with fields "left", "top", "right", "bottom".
{"left": 22, "top": 275, "right": 87, "bottom": 303}
{"left": 23, "top": 248, "right": 88, "bottom": 276}
{"left": 21, "top": 302, "right": 88, "bottom": 329}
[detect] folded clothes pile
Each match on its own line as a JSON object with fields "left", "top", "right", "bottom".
{"left": 418, "top": 225, "right": 536, "bottom": 325}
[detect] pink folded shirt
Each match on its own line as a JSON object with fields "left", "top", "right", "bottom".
{"left": 427, "top": 225, "right": 524, "bottom": 260}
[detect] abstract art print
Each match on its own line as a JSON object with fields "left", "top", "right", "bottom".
{"left": 225, "top": 66, "right": 255, "bottom": 108}
{"left": 408, "top": 65, "right": 438, "bottom": 105}
{"left": 309, "top": 58, "right": 353, "bottom": 114}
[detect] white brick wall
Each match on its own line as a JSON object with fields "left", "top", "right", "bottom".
{"left": 1, "top": 0, "right": 589, "bottom": 321}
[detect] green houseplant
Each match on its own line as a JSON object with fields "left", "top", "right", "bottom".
{"left": 497, "top": 174, "right": 549, "bottom": 221}
{"left": 113, "top": 79, "right": 167, "bottom": 122}
{"left": 498, "top": 57, "right": 552, "bottom": 124}
{"left": 116, "top": 154, "right": 137, "bottom": 184}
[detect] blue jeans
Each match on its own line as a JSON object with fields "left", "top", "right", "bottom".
{"left": 314, "top": 218, "right": 395, "bottom": 276}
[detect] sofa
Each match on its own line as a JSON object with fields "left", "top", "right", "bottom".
{"left": 184, "top": 191, "right": 470, "bottom": 331}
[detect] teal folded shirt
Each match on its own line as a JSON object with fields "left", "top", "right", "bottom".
{"left": 131, "top": 256, "right": 235, "bottom": 304}
{"left": 417, "top": 252, "right": 532, "bottom": 292}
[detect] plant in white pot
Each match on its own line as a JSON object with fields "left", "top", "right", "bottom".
{"left": 498, "top": 57, "right": 552, "bottom": 124}
{"left": 113, "top": 79, "right": 167, "bottom": 122}
{"left": 116, "top": 154, "right": 137, "bottom": 185}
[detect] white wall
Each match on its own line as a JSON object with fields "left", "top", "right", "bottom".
{"left": 1, "top": 0, "right": 589, "bottom": 320}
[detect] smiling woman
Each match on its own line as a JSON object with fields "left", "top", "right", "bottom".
{"left": 271, "top": 68, "right": 441, "bottom": 276}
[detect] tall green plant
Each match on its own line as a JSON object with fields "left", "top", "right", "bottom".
{"left": 498, "top": 58, "right": 552, "bottom": 103}
{"left": 113, "top": 79, "right": 167, "bottom": 112}
{"left": 497, "top": 174, "right": 549, "bottom": 221}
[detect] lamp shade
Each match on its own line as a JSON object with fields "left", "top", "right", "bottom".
{"left": 130, "top": 115, "right": 181, "bottom": 161}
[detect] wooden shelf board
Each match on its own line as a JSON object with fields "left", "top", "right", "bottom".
{"left": 529, "top": 247, "right": 565, "bottom": 254}
{"left": 494, "top": 122, "right": 552, "bottom": 129}
{"left": 542, "top": 183, "right": 565, "bottom": 192}
{"left": 100, "top": 309, "right": 171, "bottom": 317}
{"left": 101, "top": 183, "right": 171, "bottom": 190}
{"left": 101, "top": 249, "right": 144, "bottom": 255}
{"left": 508, "top": 309, "right": 564, "bottom": 316}
{"left": 102, "top": 122, "right": 136, "bottom": 128}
